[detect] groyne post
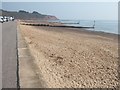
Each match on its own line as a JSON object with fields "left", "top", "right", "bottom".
{"left": 93, "top": 20, "right": 95, "bottom": 28}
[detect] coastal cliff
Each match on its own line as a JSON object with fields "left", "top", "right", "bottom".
{"left": 0, "top": 9, "right": 58, "bottom": 20}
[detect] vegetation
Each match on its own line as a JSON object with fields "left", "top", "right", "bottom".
{"left": 0, "top": 9, "right": 58, "bottom": 20}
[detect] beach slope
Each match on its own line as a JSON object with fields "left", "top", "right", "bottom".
{"left": 19, "top": 24, "right": 118, "bottom": 88}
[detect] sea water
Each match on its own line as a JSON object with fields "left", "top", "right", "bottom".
{"left": 49, "top": 20, "right": 118, "bottom": 34}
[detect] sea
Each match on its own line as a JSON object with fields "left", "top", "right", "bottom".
{"left": 48, "top": 20, "right": 118, "bottom": 34}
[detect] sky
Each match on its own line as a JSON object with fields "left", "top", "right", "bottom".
{"left": 1, "top": 0, "right": 119, "bottom": 2}
{"left": 1, "top": 2, "right": 118, "bottom": 20}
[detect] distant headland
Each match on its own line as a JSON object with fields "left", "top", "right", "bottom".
{"left": 0, "top": 9, "right": 58, "bottom": 20}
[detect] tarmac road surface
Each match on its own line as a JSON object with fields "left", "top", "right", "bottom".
{"left": 2, "top": 21, "right": 18, "bottom": 88}
{"left": 0, "top": 23, "right": 2, "bottom": 89}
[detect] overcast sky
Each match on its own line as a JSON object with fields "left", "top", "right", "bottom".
{"left": 2, "top": 2, "right": 118, "bottom": 20}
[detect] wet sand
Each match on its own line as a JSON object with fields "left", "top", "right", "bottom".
{"left": 19, "top": 23, "right": 118, "bottom": 88}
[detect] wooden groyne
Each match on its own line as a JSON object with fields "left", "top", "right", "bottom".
{"left": 21, "top": 23, "right": 95, "bottom": 29}
{"left": 60, "top": 22, "right": 80, "bottom": 24}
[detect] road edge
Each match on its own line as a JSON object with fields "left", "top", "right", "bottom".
{"left": 16, "top": 21, "right": 20, "bottom": 89}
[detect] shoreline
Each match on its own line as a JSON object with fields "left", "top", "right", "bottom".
{"left": 23, "top": 20, "right": 120, "bottom": 36}
{"left": 20, "top": 20, "right": 118, "bottom": 40}
{"left": 32, "top": 25, "right": 118, "bottom": 43}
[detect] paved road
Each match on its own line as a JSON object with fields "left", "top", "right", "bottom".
{"left": 0, "top": 23, "right": 2, "bottom": 90}
{"left": 2, "top": 21, "right": 18, "bottom": 88}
